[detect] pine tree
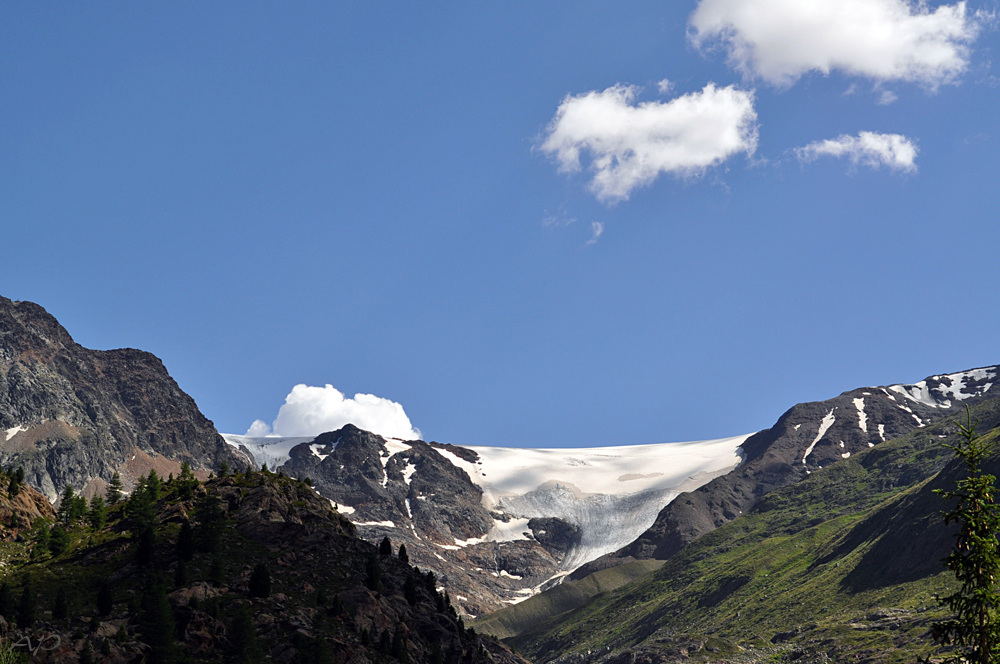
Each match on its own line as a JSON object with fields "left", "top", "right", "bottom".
{"left": 398, "top": 543, "right": 409, "bottom": 563}
{"left": 88, "top": 495, "right": 107, "bottom": 530}
{"left": 209, "top": 557, "right": 226, "bottom": 586}
{"left": 57, "top": 485, "right": 76, "bottom": 524}
{"left": 17, "top": 577, "right": 35, "bottom": 628}
{"left": 48, "top": 525, "right": 71, "bottom": 556}
{"left": 79, "top": 640, "right": 95, "bottom": 664}
{"left": 106, "top": 472, "right": 123, "bottom": 505}
{"left": 0, "top": 582, "right": 14, "bottom": 620}
{"left": 177, "top": 462, "right": 198, "bottom": 500}
{"left": 71, "top": 493, "right": 88, "bottom": 522}
{"left": 379, "top": 535, "right": 392, "bottom": 556}
{"left": 136, "top": 524, "right": 156, "bottom": 567}
{"left": 248, "top": 563, "right": 271, "bottom": 599}
{"left": 53, "top": 586, "right": 69, "bottom": 620}
{"left": 229, "top": 605, "right": 263, "bottom": 663}
{"left": 138, "top": 576, "right": 178, "bottom": 664}
{"left": 176, "top": 520, "right": 195, "bottom": 561}
{"left": 392, "top": 626, "right": 408, "bottom": 663}
{"left": 174, "top": 561, "right": 188, "bottom": 588}
{"left": 194, "top": 491, "right": 225, "bottom": 553}
{"left": 932, "top": 407, "right": 1000, "bottom": 664}
{"left": 97, "top": 583, "right": 114, "bottom": 616}
{"left": 7, "top": 467, "right": 20, "bottom": 497}
{"left": 366, "top": 554, "right": 382, "bottom": 592}
{"left": 219, "top": 460, "right": 230, "bottom": 478}
{"left": 146, "top": 470, "right": 162, "bottom": 501}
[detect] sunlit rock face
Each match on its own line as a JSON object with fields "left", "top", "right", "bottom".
{"left": 0, "top": 295, "right": 249, "bottom": 501}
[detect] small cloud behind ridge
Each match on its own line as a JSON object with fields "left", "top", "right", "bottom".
{"left": 246, "top": 384, "right": 421, "bottom": 441}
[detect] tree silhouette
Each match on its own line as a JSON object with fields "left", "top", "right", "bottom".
{"left": 248, "top": 563, "right": 271, "bottom": 598}
{"left": 97, "top": 582, "right": 114, "bottom": 616}
{"left": 106, "top": 472, "right": 123, "bottom": 505}
{"left": 139, "top": 576, "right": 178, "bottom": 664}
{"left": 932, "top": 407, "right": 1000, "bottom": 664}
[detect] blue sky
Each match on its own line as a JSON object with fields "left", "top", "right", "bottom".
{"left": 2, "top": 1, "right": 999, "bottom": 447}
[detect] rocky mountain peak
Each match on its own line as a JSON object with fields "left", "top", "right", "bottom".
{"left": 0, "top": 295, "right": 249, "bottom": 501}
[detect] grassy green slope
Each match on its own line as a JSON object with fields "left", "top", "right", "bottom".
{"left": 510, "top": 398, "right": 1000, "bottom": 664}
{"left": 473, "top": 560, "right": 664, "bottom": 639}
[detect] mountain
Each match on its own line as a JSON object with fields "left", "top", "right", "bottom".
{"left": 0, "top": 464, "right": 528, "bottom": 664}
{"left": 0, "top": 296, "right": 248, "bottom": 501}
{"left": 497, "top": 389, "right": 1000, "bottom": 664}
{"left": 571, "top": 366, "right": 998, "bottom": 578}
{"left": 223, "top": 428, "right": 747, "bottom": 615}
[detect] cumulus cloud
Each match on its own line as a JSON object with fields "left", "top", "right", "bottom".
{"left": 794, "top": 131, "right": 918, "bottom": 172}
{"left": 540, "top": 83, "right": 758, "bottom": 203}
{"left": 246, "top": 384, "right": 421, "bottom": 440}
{"left": 689, "top": 0, "right": 984, "bottom": 88}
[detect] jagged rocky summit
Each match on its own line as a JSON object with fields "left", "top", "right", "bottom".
{"left": 0, "top": 295, "right": 248, "bottom": 501}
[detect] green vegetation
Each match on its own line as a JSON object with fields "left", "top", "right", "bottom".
{"left": 932, "top": 408, "right": 1000, "bottom": 663}
{"left": 510, "top": 397, "right": 1000, "bottom": 663}
{"left": 0, "top": 466, "right": 502, "bottom": 663}
{"left": 473, "top": 560, "right": 665, "bottom": 639}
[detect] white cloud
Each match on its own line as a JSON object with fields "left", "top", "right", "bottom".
{"left": 794, "top": 131, "right": 918, "bottom": 172}
{"left": 246, "top": 384, "right": 421, "bottom": 440}
{"left": 689, "top": 0, "right": 984, "bottom": 88}
{"left": 540, "top": 83, "right": 758, "bottom": 203}
{"left": 657, "top": 78, "right": 674, "bottom": 95}
{"left": 586, "top": 221, "right": 605, "bottom": 245}
{"left": 877, "top": 90, "right": 899, "bottom": 105}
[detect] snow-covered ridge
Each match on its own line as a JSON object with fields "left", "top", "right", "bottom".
{"left": 451, "top": 435, "right": 750, "bottom": 569}
{"left": 225, "top": 429, "right": 749, "bottom": 575}
{"left": 221, "top": 434, "right": 316, "bottom": 469}
{"left": 887, "top": 367, "right": 997, "bottom": 410}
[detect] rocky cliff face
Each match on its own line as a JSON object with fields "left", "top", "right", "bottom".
{"left": 0, "top": 295, "right": 248, "bottom": 501}
{"left": 279, "top": 425, "right": 574, "bottom": 616}
{"left": 573, "top": 366, "right": 999, "bottom": 577}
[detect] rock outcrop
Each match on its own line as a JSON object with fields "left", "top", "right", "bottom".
{"left": 0, "top": 295, "right": 248, "bottom": 501}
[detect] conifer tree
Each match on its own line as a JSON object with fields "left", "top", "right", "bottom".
{"left": 379, "top": 535, "right": 392, "bottom": 556}
{"left": 174, "top": 561, "right": 188, "bottom": 588}
{"left": 229, "top": 605, "right": 263, "bottom": 663}
{"left": 79, "top": 641, "right": 95, "bottom": 664}
{"left": 146, "top": 469, "right": 162, "bottom": 501}
{"left": 88, "top": 495, "right": 107, "bottom": 530}
{"left": 248, "top": 563, "right": 271, "bottom": 599}
{"left": 176, "top": 520, "right": 195, "bottom": 561}
{"left": 194, "top": 491, "right": 225, "bottom": 553}
{"left": 366, "top": 554, "right": 382, "bottom": 592}
{"left": 219, "top": 460, "right": 230, "bottom": 478}
{"left": 97, "top": 583, "right": 114, "bottom": 617}
{"left": 71, "top": 493, "right": 88, "bottom": 522}
{"left": 48, "top": 525, "right": 70, "bottom": 556}
{"left": 7, "top": 467, "right": 20, "bottom": 497}
{"left": 138, "top": 576, "right": 178, "bottom": 664}
{"left": 53, "top": 586, "right": 69, "bottom": 620}
{"left": 177, "top": 462, "right": 198, "bottom": 500}
{"left": 57, "top": 485, "right": 76, "bottom": 524}
{"left": 398, "top": 543, "right": 409, "bottom": 563}
{"left": 0, "top": 582, "right": 14, "bottom": 620}
{"left": 932, "top": 407, "right": 1000, "bottom": 664}
{"left": 136, "top": 525, "right": 156, "bottom": 567}
{"left": 106, "top": 472, "right": 123, "bottom": 505}
{"left": 17, "top": 577, "right": 35, "bottom": 628}
{"left": 209, "top": 557, "right": 227, "bottom": 586}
